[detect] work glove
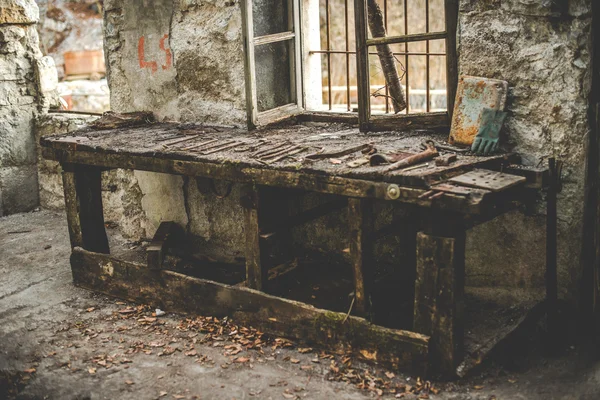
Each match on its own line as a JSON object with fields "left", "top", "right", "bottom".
{"left": 471, "top": 108, "right": 507, "bottom": 155}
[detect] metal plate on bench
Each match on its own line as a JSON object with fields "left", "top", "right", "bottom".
{"left": 429, "top": 183, "right": 487, "bottom": 196}
{"left": 448, "top": 169, "right": 526, "bottom": 192}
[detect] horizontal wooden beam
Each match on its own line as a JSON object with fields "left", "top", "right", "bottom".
{"left": 260, "top": 198, "right": 348, "bottom": 237}
{"left": 367, "top": 112, "right": 450, "bottom": 132}
{"left": 70, "top": 248, "right": 431, "bottom": 375}
{"left": 44, "top": 151, "right": 487, "bottom": 213}
{"left": 254, "top": 31, "right": 295, "bottom": 46}
{"left": 366, "top": 31, "right": 447, "bottom": 47}
{"left": 147, "top": 221, "right": 180, "bottom": 270}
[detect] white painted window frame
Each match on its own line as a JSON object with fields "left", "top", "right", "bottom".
{"left": 241, "top": 0, "right": 304, "bottom": 129}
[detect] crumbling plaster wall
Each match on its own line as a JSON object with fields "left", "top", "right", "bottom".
{"left": 458, "top": 0, "right": 593, "bottom": 298}
{"left": 0, "top": 0, "right": 57, "bottom": 215}
{"left": 95, "top": 0, "right": 593, "bottom": 298}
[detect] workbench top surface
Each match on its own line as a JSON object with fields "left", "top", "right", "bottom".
{"left": 41, "top": 121, "right": 507, "bottom": 188}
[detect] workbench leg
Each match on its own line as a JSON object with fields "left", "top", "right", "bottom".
{"left": 414, "top": 219, "right": 465, "bottom": 375}
{"left": 61, "top": 164, "right": 110, "bottom": 254}
{"left": 241, "top": 184, "right": 268, "bottom": 290}
{"left": 348, "top": 198, "right": 374, "bottom": 319}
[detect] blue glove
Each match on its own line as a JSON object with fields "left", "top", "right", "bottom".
{"left": 471, "top": 108, "right": 507, "bottom": 155}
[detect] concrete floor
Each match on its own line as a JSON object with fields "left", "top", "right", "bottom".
{"left": 1, "top": 210, "right": 599, "bottom": 400}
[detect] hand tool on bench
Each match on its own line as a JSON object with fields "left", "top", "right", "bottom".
{"left": 435, "top": 154, "right": 458, "bottom": 166}
{"left": 383, "top": 142, "right": 438, "bottom": 173}
{"left": 420, "top": 139, "right": 469, "bottom": 154}
{"left": 306, "top": 144, "right": 374, "bottom": 160}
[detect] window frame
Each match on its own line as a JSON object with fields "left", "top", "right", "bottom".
{"left": 241, "top": 0, "right": 459, "bottom": 132}
{"left": 240, "top": 0, "right": 304, "bottom": 129}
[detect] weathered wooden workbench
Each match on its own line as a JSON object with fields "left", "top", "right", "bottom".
{"left": 41, "top": 120, "right": 545, "bottom": 376}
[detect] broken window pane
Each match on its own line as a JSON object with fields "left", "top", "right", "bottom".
{"left": 255, "top": 40, "right": 294, "bottom": 112}
{"left": 253, "top": 0, "right": 291, "bottom": 37}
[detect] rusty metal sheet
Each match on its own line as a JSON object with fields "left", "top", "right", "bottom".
{"left": 448, "top": 169, "right": 526, "bottom": 192}
{"left": 448, "top": 76, "right": 508, "bottom": 146}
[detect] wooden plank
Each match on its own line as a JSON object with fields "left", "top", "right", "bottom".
{"left": 348, "top": 198, "right": 375, "bottom": 318}
{"left": 366, "top": 31, "right": 447, "bottom": 46}
{"left": 70, "top": 247, "right": 431, "bottom": 375}
{"left": 61, "top": 169, "right": 83, "bottom": 249}
{"left": 147, "top": 221, "right": 178, "bottom": 270}
{"left": 354, "top": 0, "right": 371, "bottom": 131}
{"left": 43, "top": 149, "right": 487, "bottom": 213}
{"left": 445, "top": 0, "right": 459, "bottom": 120}
{"left": 253, "top": 31, "right": 296, "bottom": 46}
{"left": 242, "top": 184, "right": 266, "bottom": 290}
{"left": 260, "top": 197, "right": 347, "bottom": 238}
{"left": 62, "top": 164, "right": 109, "bottom": 254}
{"left": 414, "top": 228, "right": 465, "bottom": 376}
{"left": 240, "top": 0, "right": 258, "bottom": 128}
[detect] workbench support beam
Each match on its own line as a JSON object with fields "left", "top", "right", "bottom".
{"left": 242, "top": 184, "right": 266, "bottom": 290}
{"left": 61, "top": 164, "right": 109, "bottom": 254}
{"left": 348, "top": 198, "right": 375, "bottom": 318}
{"left": 414, "top": 220, "right": 465, "bottom": 376}
{"left": 242, "top": 185, "right": 293, "bottom": 291}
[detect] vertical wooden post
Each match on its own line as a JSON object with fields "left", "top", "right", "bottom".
{"left": 414, "top": 214, "right": 465, "bottom": 375}
{"left": 348, "top": 198, "right": 374, "bottom": 318}
{"left": 61, "top": 164, "right": 110, "bottom": 254}
{"left": 242, "top": 185, "right": 295, "bottom": 291}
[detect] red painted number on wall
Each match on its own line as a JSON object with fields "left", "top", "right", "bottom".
{"left": 138, "top": 34, "right": 172, "bottom": 74}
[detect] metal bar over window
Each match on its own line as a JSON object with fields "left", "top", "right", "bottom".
{"left": 351, "top": 0, "right": 458, "bottom": 131}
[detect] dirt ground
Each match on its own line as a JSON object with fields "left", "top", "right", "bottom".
{"left": 1, "top": 210, "right": 599, "bottom": 400}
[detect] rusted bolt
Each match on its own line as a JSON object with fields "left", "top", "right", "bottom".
{"left": 387, "top": 184, "right": 400, "bottom": 200}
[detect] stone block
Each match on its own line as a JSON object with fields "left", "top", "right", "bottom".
{"left": 0, "top": 106, "right": 36, "bottom": 167}
{"left": 35, "top": 56, "right": 58, "bottom": 93}
{"left": 0, "top": 0, "right": 39, "bottom": 25}
{"left": 0, "top": 164, "right": 39, "bottom": 214}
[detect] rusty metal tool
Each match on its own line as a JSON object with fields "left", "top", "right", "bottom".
{"left": 420, "top": 139, "right": 469, "bottom": 154}
{"left": 252, "top": 142, "right": 291, "bottom": 158}
{"left": 193, "top": 140, "right": 237, "bottom": 152}
{"left": 268, "top": 147, "right": 309, "bottom": 163}
{"left": 306, "top": 144, "right": 373, "bottom": 160}
{"left": 199, "top": 140, "right": 240, "bottom": 154}
{"left": 347, "top": 158, "right": 370, "bottom": 168}
{"left": 156, "top": 134, "right": 184, "bottom": 142}
{"left": 182, "top": 138, "right": 219, "bottom": 151}
{"left": 383, "top": 142, "right": 438, "bottom": 173}
{"left": 202, "top": 141, "right": 244, "bottom": 155}
{"left": 163, "top": 134, "right": 201, "bottom": 146}
{"left": 435, "top": 154, "right": 458, "bottom": 166}
{"left": 259, "top": 144, "right": 298, "bottom": 160}
{"left": 418, "top": 190, "right": 445, "bottom": 200}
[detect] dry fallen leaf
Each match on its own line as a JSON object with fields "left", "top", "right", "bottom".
{"left": 23, "top": 368, "right": 36, "bottom": 374}
{"left": 88, "top": 368, "right": 96, "bottom": 375}
{"left": 385, "top": 371, "right": 395, "bottom": 379}
{"left": 86, "top": 307, "right": 96, "bottom": 312}
{"left": 159, "top": 391, "right": 168, "bottom": 398}
{"left": 473, "top": 385, "right": 484, "bottom": 390}
{"left": 125, "top": 380, "right": 134, "bottom": 385}
{"left": 298, "top": 348, "right": 312, "bottom": 354}
{"left": 234, "top": 357, "right": 250, "bottom": 363}
{"left": 330, "top": 158, "right": 343, "bottom": 164}
{"left": 185, "top": 350, "right": 197, "bottom": 357}
{"left": 290, "top": 358, "right": 300, "bottom": 364}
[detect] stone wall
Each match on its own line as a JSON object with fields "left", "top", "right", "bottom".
{"left": 0, "top": 0, "right": 57, "bottom": 215}
{"left": 63, "top": 0, "right": 593, "bottom": 299}
{"left": 458, "top": 0, "right": 593, "bottom": 297}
